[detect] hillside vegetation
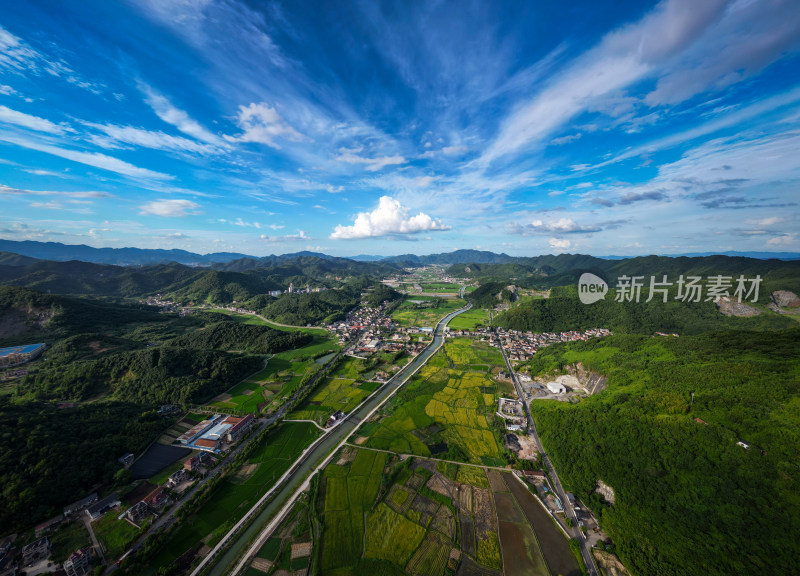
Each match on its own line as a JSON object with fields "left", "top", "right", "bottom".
{"left": 526, "top": 330, "right": 800, "bottom": 576}
{"left": 493, "top": 286, "right": 796, "bottom": 335}
{"left": 0, "top": 255, "right": 399, "bottom": 305}
{"left": 452, "top": 254, "right": 800, "bottom": 296}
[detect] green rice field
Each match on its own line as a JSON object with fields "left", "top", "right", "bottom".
{"left": 360, "top": 338, "right": 503, "bottom": 465}
{"left": 391, "top": 296, "right": 464, "bottom": 328}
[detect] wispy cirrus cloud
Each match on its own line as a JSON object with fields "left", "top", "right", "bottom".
{"left": 0, "top": 133, "right": 172, "bottom": 180}
{"left": 138, "top": 82, "right": 226, "bottom": 146}
{"left": 0, "top": 105, "right": 71, "bottom": 134}
{"left": 85, "top": 122, "right": 219, "bottom": 154}
{"left": 334, "top": 147, "right": 406, "bottom": 172}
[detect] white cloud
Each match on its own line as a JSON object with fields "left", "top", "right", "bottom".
{"left": 524, "top": 217, "right": 600, "bottom": 234}
{"left": 85, "top": 123, "right": 218, "bottom": 154}
{"left": 550, "top": 133, "right": 582, "bottom": 146}
{"left": 549, "top": 238, "right": 571, "bottom": 251}
{"left": 0, "top": 184, "right": 111, "bottom": 199}
{"left": 260, "top": 229, "right": 308, "bottom": 242}
{"left": 480, "top": 0, "right": 729, "bottom": 164}
{"left": 334, "top": 147, "right": 406, "bottom": 172}
{"left": 226, "top": 102, "right": 306, "bottom": 148}
{"left": 645, "top": 0, "right": 800, "bottom": 106}
{"left": 766, "top": 233, "right": 797, "bottom": 247}
{"left": 0, "top": 134, "right": 172, "bottom": 180}
{"left": 330, "top": 196, "right": 450, "bottom": 239}
{"left": 0, "top": 105, "right": 70, "bottom": 134}
{"left": 442, "top": 145, "right": 468, "bottom": 155}
{"left": 139, "top": 199, "right": 201, "bottom": 217}
{"left": 139, "top": 82, "right": 225, "bottom": 145}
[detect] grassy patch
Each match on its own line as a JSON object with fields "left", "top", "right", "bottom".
{"left": 94, "top": 510, "right": 140, "bottom": 560}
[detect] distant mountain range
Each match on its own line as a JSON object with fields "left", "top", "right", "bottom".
{"left": 0, "top": 238, "right": 797, "bottom": 266}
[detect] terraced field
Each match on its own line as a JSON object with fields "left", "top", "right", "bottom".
{"left": 313, "top": 453, "right": 577, "bottom": 576}
{"left": 360, "top": 338, "right": 503, "bottom": 465}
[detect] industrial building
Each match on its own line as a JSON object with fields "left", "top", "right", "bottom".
{"left": 546, "top": 381, "right": 567, "bottom": 394}
{"left": 183, "top": 414, "right": 255, "bottom": 452}
{"left": 0, "top": 344, "right": 46, "bottom": 368}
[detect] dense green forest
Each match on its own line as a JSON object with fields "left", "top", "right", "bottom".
{"left": 466, "top": 280, "right": 516, "bottom": 308}
{"left": 526, "top": 330, "right": 800, "bottom": 576}
{"left": 251, "top": 287, "right": 363, "bottom": 325}
{"left": 169, "top": 321, "right": 311, "bottom": 353}
{"left": 0, "top": 400, "right": 172, "bottom": 532}
{"left": 0, "top": 285, "right": 163, "bottom": 346}
{"left": 494, "top": 286, "right": 796, "bottom": 334}
{"left": 19, "top": 346, "right": 263, "bottom": 404}
{"left": 363, "top": 283, "right": 402, "bottom": 307}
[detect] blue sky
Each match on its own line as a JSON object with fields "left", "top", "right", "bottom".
{"left": 0, "top": 0, "right": 799, "bottom": 257}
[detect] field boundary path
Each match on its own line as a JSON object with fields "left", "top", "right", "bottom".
{"left": 209, "top": 299, "right": 472, "bottom": 576}
{"left": 497, "top": 331, "right": 600, "bottom": 576}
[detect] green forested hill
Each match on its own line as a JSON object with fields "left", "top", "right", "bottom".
{"left": 0, "top": 401, "right": 171, "bottom": 534}
{"left": 526, "top": 330, "right": 800, "bottom": 576}
{"left": 493, "top": 286, "right": 796, "bottom": 334}
{"left": 451, "top": 254, "right": 800, "bottom": 295}
{"left": 0, "top": 255, "right": 399, "bottom": 305}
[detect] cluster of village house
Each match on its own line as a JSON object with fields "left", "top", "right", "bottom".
{"left": 492, "top": 327, "right": 612, "bottom": 361}
{"left": 5, "top": 446, "right": 221, "bottom": 575}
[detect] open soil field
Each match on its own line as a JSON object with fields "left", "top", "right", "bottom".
{"left": 504, "top": 472, "right": 580, "bottom": 576}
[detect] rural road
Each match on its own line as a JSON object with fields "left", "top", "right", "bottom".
{"left": 497, "top": 333, "right": 600, "bottom": 576}
{"left": 199, "top": 299, "right": 472, "bottom": 576}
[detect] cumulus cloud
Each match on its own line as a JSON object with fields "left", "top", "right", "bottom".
{"left": 0, "top": 105, "right": 70, "bottom": 134}
{"left": 330, "top": 196, "right": 450, "bottom": 239}
{"left": 139, "top": 199, "right": 201, "bottom": 217}
{"left": 549, "top": 238, "right": 571, "bottom": 251}
{"left": 334, "top": 147, "right": 406, "bottom": 172}
{"left": 226, "top": 102, "right": 305, "bottom": 148}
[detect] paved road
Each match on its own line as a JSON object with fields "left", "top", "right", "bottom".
{"left": 199, "top": 301, "right": 471, "bottom": 576}
{"left": 497, "top": 336, "right": 599, "bottom": 576}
